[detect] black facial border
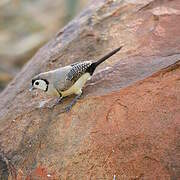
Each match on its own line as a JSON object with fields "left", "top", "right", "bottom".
{"left": 32, "top": 78, "right": 49, "bottom": 92}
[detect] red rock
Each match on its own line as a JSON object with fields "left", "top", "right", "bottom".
{"left": 0, "top": 0, "right": 179, "bottom": 179}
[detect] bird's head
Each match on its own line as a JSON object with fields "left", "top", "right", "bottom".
{"left": 29, "top": 77, "right": 49, "bottom": 92}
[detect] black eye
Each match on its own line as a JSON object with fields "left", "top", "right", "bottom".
{"left": 35, "top": 81, "right": 39, "bottom": 85}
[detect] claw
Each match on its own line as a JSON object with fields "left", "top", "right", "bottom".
{"left": 65, "top": 105, "right": 72, "bottom": 112}
{"left": 64, "top": 94, "right": 81, "bottom": 112}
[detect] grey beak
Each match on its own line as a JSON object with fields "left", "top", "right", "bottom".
{"left": 29, "top": 85, "right": 35, "bottom": 92}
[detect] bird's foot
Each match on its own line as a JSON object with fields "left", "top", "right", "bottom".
{"left": 65, "top": 104, "right": 72, "bottom": 112}
{"left": 64, "top": 94, "right": 81, "bottom": 112}
{"left": 50, "top": 97, "right": 63, "bottom": 108}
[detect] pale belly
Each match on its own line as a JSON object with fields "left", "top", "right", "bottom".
{"left": 61, "top": 73, "right": 91, "bottom": 97}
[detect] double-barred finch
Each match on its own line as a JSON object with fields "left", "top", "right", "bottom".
{"left": 30, "top": 46, "right": 123, "bottom": 110}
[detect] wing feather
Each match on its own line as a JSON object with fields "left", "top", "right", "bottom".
{"left": 52, "top": 61, "right": 92, "bottom": 92}
{"left": 66, "top": 61, "right": 92, "bottom": 82}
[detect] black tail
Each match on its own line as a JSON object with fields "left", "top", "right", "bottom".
{"left": 86, "top": 46, "right": 123, "bottom": 75}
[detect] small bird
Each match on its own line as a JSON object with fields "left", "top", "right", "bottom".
{"left": 30, "top": 47, "right": 122, "bottom": 110}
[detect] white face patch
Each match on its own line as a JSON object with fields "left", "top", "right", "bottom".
{"left": 33, "top": 79, "right": 48, "bottom": 91}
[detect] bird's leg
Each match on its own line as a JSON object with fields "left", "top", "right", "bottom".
{"left": 50, "top": 96, "right": 63, "bottom": 108}
{"left": 56, "top": 96, "right": 63, "bottom": 104}
{"left": 65, "top": 93, "right": 81, "bottom": 112}
{"left": 55, "top": 88, "right": 63, "bottom": 104}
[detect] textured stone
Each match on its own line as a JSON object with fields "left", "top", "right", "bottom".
{"left": 0, "top": 0, "right": 179, "bottom": 179}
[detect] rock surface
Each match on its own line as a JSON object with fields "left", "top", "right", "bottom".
{"left": 0, "top": 0, "right": 180, "bottom": 179}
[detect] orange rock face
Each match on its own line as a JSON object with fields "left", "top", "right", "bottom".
{"left": 0, "top": 0, "right": 180, "bottom": 179}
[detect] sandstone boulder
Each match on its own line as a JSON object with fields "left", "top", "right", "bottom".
{"left": 0, "top": 0, "right": 179, "bottom": 179}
